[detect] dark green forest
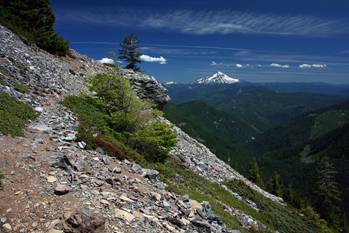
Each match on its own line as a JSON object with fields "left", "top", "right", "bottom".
{"left": 164, "top": 84, "right": 349, "bottom": 232}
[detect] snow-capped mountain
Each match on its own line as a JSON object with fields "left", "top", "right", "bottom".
{"left": 194, "top": 71, "right": 239, "bottom": 84}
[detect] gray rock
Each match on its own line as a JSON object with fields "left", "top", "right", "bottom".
{"left": 30, "top": 123, "right": 52, "bottom": 132}
{"left": 64, "top": 208, "right": 105, "bottom": 232}
{"left": 112, "top": 166, "right": 122, "bottom": 174}
{"left": 102, "top": 156, "right": 110, "bottom": 165}
{"left": 142, "top": 169, "right": 159, "bottom": 181}
{"left": 61, "top": 133, "right": 77, "bottom": 142}
{"left": 182, "top": 194, "right": 190, "bottom": 202}
{"left": 118, "top": 69, "right": 170, "bottom": 108}
{"left": 163, "top": 200, "right": 172, "bottom": 210}
{"left": 78, "top": 141, "right": 86, "bottom": 149}
{"left": 54, "top": 183, "right": 70, "bottom": 195}
{"left": 2, "top": 223, "right": 12, "bottom": 231}
{"left": 131, "top": 163, "right": 143, "bottom": 174}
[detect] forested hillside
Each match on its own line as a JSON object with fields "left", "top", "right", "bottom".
{"left": 165, "top": 92, "right": 349, "bottom": 231}
{"left": 249, "top": 102, "right": 349, "bottom": 229}
{"left": 166, "top": 84, "right": 345, "bottom": 131}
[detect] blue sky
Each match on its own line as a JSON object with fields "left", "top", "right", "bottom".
{"left": 52, "top": 0, "right": 349, "bottom": 84}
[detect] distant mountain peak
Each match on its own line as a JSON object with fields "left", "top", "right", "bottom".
{"left": 195, "top": 71, "right": 239, "bottom": 84}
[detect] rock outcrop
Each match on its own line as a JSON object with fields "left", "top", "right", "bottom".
{"left": 118, "top": 69, "right": 170, "bottom": 108}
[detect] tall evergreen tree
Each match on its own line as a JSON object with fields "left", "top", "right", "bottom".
{"left": 119, "top": 34, "right": 143, "bottom": 71}
{"left": 270, "top": 171, "right": 283, "bottom": 196}
{"left": 283, "top": 184, "right": 303, "bottom": 209}
{"left": 248, "top": 158, "right": 264, "bottom": 187}
{"left": 315, "top": 157, "right": 341, "bottom": 225}
{"left": 0, "top": 0, "right": 69, "bottom": 55}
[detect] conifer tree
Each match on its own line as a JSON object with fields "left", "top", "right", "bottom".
{"left": 248, "top": 158, "right": 264, "bottom": 187}
{"left": 315, "top": 157, "right": 341, "bottom": 225}
{"left": 283, "top": 184, "right": 303, "bottom": 208}
{"left": 0, "top": 0, "right": 69, "bottom": 55}
{"left": 271, "top": 171, "right": 283, "bottom": 196}
{"left": 119, "top": 34, "right": 143, "bottom": 71}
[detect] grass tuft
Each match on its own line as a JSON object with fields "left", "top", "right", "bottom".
{"left": 0, "top": 92, "right": 37, "bottom": 136}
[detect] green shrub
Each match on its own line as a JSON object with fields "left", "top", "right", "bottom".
{"left": 88, "top": 73, "right": 156, "bottom": 132}
{"left": 13, "top": 80, "right": 29, "bottom": 93}
{"left": 0, "top": 0, "right": 69, "bottom": 55}
{"left": 64, "top": 73, "right": 177, "bottom": 163}
{"left": 130, "top": 123, "right": 177, "bottom": 162}
{"left": 0, "top": 92, "right": 37, "bottom": 136}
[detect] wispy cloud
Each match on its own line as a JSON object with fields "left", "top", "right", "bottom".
{"left": 210, "top": 61, "right": 221, "bottom": 66}
{"left": 270, "top": 63, "right": 290, "bottom": 68}
{"left": 236, "top": 63, "right": 251, "bottom": 68}
{"left": 59, "top": 9, "right": 348, "bottom": 37}
{"left": 140, "top": 54, "right": 167, "bottom": 64}
{"left": 299, "top": 63, "right": 327, "bottom": 68}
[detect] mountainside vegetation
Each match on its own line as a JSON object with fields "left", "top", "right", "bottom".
{"left": 249, "top": 102, "right": 349, "bottom": 231}
{"left": 166, "top": 84, "right": 345, "bottom": 131}
{"left": 0, "top": 92, "right": 37, "bottom": 136}
{"left": 164, "top": 84, "right": 349, "bottom": 232}
{"left": 0, "top": 0, "right": 69, "bottom": 55}
{"left": 64, "top": 72, "right": 177, "bottom": 163}
{"left": 164, "top": 101, "right": 255, "bottom": 170}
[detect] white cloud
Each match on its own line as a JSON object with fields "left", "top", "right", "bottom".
{"left": 311, "top": 64, "right": 327, "bottom": 68}
{"left": 299, "top": 63, "right": 327, "bottom": 68}
{"left": 299, "top": 64, "right": 312, "bottom": 69}
{"left": 235, "top": 63, "right": 250, "bottom": 68}
{"left": 139, "top": 54, "right": 167, "bottom": 64}
{"left": 257, "top": 64, "right": 263, "bottom": 67}
{"left": 60, "top": 9, "right": 347, "bottom": 37}
{"left": 210, "top": 61, "right": 217, "bottom": 66}
{"left": 98, "top": 58, "right": 114, "bottom": 65}
{"left": 270, "top": 63, "right": 290, "bottom": 68}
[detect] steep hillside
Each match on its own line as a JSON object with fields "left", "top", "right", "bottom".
{"left": 164, "top": 101, "right": 257, "bottom": 169}
{"left": 0, "top": 22, "right": 337, "bottom": 233}
{"left": 249, "top": 102, "right": 349, "bottom": 229}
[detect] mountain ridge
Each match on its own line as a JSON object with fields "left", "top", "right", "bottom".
{"left": 194, "top": 71, "right": 240, "bottom": 84}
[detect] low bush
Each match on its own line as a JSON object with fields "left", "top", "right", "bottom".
{"left": 130, "top": 123, "right": 177, "bottom": 162}
{"left": 0, "top": 92, "right": 37, "bottom": 136}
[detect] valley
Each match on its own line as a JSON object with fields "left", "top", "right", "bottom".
{"left": 164, "top": 73, "right": 349, "bottom": 231}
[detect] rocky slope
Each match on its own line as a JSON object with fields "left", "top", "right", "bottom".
{"left": 0, "top": 23, "right": 282, "bottom": 232}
